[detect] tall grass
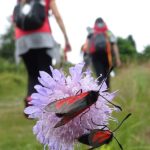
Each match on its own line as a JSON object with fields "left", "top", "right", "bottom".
{"left": 0, "top": 61, "right": 150, "bottom": 150}
{"left": 110, "top": 63, "right": 150, "bottom": 150}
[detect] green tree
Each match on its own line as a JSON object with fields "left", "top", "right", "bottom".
{"left": 0, "top": 25, "right": 15, "bottom": 62}
{"left": 143, "top": 45, "right": 150, "bottom": 59}
{"left": 117, "top": 36, "right": 137, "bottom": 63}
{"left": 127, "top": 35, "right": 136, "bottom": 49}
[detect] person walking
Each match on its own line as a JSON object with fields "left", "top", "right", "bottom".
{"left": 84, "top": 17, "right": 121, "bottom": 88}
{"left": 13, "top": 0, "right": 71, "bottom": 110}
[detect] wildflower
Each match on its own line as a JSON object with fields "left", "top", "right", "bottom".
{"left": 24, "top": 63, "right": 117, "bottom": 150}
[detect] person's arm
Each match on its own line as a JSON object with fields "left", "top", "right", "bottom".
{"left": 112, "top": 43, "right": 121, "bottom": 67}
{"left": 108, "top": 31, "right": 121, "bottom": 67}
{"left": 50, "top": 0, "right": 71, "bottom": 51}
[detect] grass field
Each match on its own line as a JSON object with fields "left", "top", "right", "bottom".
{"left": 0, "top": 62, "right": 150, "bottom": 150}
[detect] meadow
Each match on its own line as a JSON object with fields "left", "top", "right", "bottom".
{"left": 0, "top": 60, "right": 150, "bottom": 150}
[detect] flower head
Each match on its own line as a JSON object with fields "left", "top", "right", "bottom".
{"left": 24, "top": 63, "right": 117, "bottom": 150}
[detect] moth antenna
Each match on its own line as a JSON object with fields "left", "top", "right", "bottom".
{"left": 94, "top": 103, "right": 100, "bottom": 109}
{"left": 100, "top": 95, "right": 122, "bottom": 111}
{"left": 76, "top": 89, "right": 82, "bottom": 95}
{"left": 79, "top": 108, "right": 91, "bottom": 131}
{"left": 113, "top": 113, "right": 131, "bottom": 132}
{"left": 113, "top": 136, "right": 123, "bottom": 150}
{"left": 96, "top": 74, "right": 102, "bottom": 81}
{"left": 91, "top": 118, "right": 108, "bottom": 130}
{"left": 98, "top": 66, "right": 114, "bottom": 90}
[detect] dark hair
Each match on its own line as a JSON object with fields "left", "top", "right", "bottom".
{"left": 95, "top": 17, "right": 104, "bottom": 24}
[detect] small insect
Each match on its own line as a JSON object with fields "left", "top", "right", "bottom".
{"left": 45, "top": 67, "right": 122, "bottom": 128}
{"left": 77, "top": 113, "right": 131, "bottom": 150}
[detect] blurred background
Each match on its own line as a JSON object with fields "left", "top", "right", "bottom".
{"left": 0, "top": 0, "right": 150, "bottom": 150}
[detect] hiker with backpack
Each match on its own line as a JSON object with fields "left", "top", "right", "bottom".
{"left": 13, "top": 0, "right": 71, "bottom": 113}
{"left": 84, "top": 17, "right": 121, "bottom": 88}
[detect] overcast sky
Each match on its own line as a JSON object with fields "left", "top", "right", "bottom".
{"left": 0, "top": 0, "right": 150, "bottom": 64}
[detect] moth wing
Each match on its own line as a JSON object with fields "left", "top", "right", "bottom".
{"left": 54, "top": 102, "right": 89, "bottom": 128}
{"left": 89, "top": 129, "right": 109, "bottom": 147}
{"left": 45, "top": 92, "right": 89, "bottom": 114}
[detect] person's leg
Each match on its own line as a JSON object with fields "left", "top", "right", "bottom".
{"left": 21, "top": 50, "right": 40, "bottom": 115}
{"left": 91, "top": 51, "right": 110, "bottom": 88}
{"left": 21, "top": 48, "right": 52, "bottom": 117}
{"left": 22, "top": 48, "right": 52, "bottom": 97}
{"left": 36, "top": 48, "right": 52, "bottom": 76}
{"left": 92, "top": 59, "right": 105, "bottom": 82}
{"left": 22, "top": 50, "right": 39, "bottom": 97}
{"left": 103, "top": 65, "right": 110, "bottom": 89}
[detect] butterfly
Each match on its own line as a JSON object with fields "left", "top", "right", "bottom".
{"left": 77, "top": 113, "right": 131, "bottom": 150}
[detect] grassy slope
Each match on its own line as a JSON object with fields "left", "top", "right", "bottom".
{"left": 0, "top": 63, "right": 150, "bottom": 150}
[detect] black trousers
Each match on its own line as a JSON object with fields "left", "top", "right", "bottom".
{"left": 21, "top": 48, "right": 52, "bottom": 96}
{"left": 91, "top": 50, "right": 110, "bottom": 88}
